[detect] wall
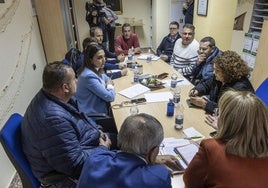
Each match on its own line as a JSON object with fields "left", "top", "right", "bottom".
{"left": 0, "top": 0, "right": 46, "bottom": 187}
{"left": 151, "top": 0, "right": 170, "bottom": 51}
{"left": 75, "top": 0, "right": 151, "bottom": 49}
{"left": 230, "top": 0, "right": 254, "bottom": 55}
{"left": 194, "top": 0, "right": 237, "bottom": 50}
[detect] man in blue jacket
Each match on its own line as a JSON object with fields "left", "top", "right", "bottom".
{"left": 21, "top": 62, "right": 111, "bottom": 187}
{"left": 77, "top": 113, "right": 176, "bottom": 188}
{"left": 191, "top": 36, "right": 221, "bottom": 85}
{"left": 157, "top": 21, "right": 181, "bottom": 63}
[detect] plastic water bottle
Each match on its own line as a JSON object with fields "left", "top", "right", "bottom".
{"left": 166, "top": 99, "right": 175, "bottom": 117}
{"left": 131, "top": 46, "right": 135, "bottom": 57}
{"left": 128, "top": 48, "right": 134, "bottom": 62}
{"left": 175, "top": 103, "right": 184, "bottom": 130}
{"left": 170, "top": 73, "right": 178, "bottom": 90}
{"left": 133, "top": 69, "right": 139, "bottom": 83}
{"left": 130, "top": 103, "right": 139, "bottom": 115}
{"left": 146, "top": 55, "right": 152, "bottom": 63}
{"left": 173, "top": 86, "right": 181, "bottom": 106}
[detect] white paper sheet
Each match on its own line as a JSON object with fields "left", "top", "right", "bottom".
{"left": 118, "top": 84, "right": 150, "bottom": 99}
{"left": 109, "top": 69, "right": 121, "bottom": 73}
{"left": 137, "top": 54, "right": 160, "bottom": 61}
{"left": 144, "top": 92, "right": 173, "bottom": 103}
{"left": 162, "top": 78, "right": 191, "bottom": 87}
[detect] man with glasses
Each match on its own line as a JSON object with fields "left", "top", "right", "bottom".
{"left": 190, "top": 36, "right": 221, "bottom": 85}
{"left": 156, "top": 21, "right": 181, "bottom": 63}
{"left": 170, "top": 24, "right": 199, "bottom": 80}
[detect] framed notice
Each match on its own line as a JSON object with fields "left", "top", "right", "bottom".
{"left": 197, "top": 0, "right": 208, "bottom": 16}
{"left": 104, "top": 0, "right": 123, "bottom": 15}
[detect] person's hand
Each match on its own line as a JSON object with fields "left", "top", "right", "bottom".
{"left": 189, "top": 96, "right": 207, "bottom": 109}
{"left": 205, "top": 114, "right": 218, "bottom": 130}
{"left": 197, "top": 53, "right": 206, "bottom": 65}
{"left": 189, "top": 88, "right": 198, "bottom": 97}
{"left": 99, "top": 132, "right": 111, "bottom": 149}
{"left": 118, "top": 62, "right": 127, "bottom": 69}
{"left": 107, "top": 77, "right": 114, "bottom": 85}
{"left": 182, "top": 2, "right": 188, "bottom": 9}
{"left": 117, "top": 54, "right": 125, "bottom": 62}
{"left": 106, "top": 78, "right": 114, "bottom": 89}
{"left": 155, "top": 155, "right": 179, "bottom": 176}
{"left": 120, "top": 68, "right": 128, "bottom": 76}
{"left": 134, "top": 47, "right": 141, "bottom": 54}
{"left": 91, "top": 10, "right": 97, "bottom": 16}
{"left": 160, "top": 54, "right": 168, "bottom": 62}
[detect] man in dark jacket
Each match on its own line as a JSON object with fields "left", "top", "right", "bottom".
{"left": 183, "top": 0, "right": 194, "bottom": 24}
{"left": 157, "top": 21, "right": 181, "bottom": 63}
{"left": 21, "top": 62, "right": 111, "bottom": 187}
{"left": 191, "top": 36, "right": 221, "bottom": 85}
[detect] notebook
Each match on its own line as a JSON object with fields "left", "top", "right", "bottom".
{"left": 175, "top": 143, "right": 199, "bottom": 165}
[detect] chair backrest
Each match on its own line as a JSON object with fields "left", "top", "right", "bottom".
{"left": 0, "top": 113, "right": 40, "bottom": 188}
{"left": 256, "top": 78, "right": 268, "bottom": 106}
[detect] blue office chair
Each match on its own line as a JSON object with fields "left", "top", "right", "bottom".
{"left": 256, "top": 78, "right": 268, "bottom": 106}
{"left": 0, "top": 113, "right": 40, "bottom": 188}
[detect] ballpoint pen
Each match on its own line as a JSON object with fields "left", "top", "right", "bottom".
{"left": 177, "top": 79, "right": 184, "bottom": 83}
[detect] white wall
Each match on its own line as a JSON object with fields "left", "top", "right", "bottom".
{"left": 152, "top": 0, "right": 170, "bottom": 51}
{"left": 0, "top": 0, "right": 46, "bottom": 187}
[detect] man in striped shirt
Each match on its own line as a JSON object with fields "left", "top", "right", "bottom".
{"left": 170, "top": 24, "right": 199, "bottom": 80}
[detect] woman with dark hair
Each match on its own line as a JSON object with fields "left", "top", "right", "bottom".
{"left": 75, "top": 44, "right": 115, "bottom": 115}
{"left": 188, "top": 50, "right": 254, "bottom": 114}
{"left": 184, "top": 90, "right": 268, "bottom": 187}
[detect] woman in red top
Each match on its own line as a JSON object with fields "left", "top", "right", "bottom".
{"left": 184, "top": 90, "right": 268, "bottom": 188}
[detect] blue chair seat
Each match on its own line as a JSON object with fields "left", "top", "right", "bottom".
{"left": 256, "top": 78, "right": 268, "bottom": 106}
{"left": 0, "top": 113, "right": 40, "bottom": 188}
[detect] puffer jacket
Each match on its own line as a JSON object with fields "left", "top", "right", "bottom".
{"left": 194, "top": 76, "right": 255, "bottom": 114}
{"left": 191, "top": 47, "right": 221, "bottom": 85}
{"left": 156, "top": 34, "right": 181, "bottom": 62}
{"left": 21, "top": 89, "right": 102, "bottom": 181}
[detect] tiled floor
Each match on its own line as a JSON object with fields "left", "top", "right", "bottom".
{"left": 9, "top": 173, "right": 22, "bottom": 188}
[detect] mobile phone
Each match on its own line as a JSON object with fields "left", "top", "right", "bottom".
{"left": 169, "top": 160, "right": 185, "bottom": 174}
{"left": 131, "top": 98, "right": 146, "bottom": 104}
{"left": 186, "top": 99, "right": 202, "bottom": 108}
{"left": 209, "top": 131, "right": 217, "bottom": 137}
{"left": 126, "top": 62, "right": 137, "bottom": 68}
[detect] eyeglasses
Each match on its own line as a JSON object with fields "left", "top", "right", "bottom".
{"left": 169, "top": 27, "right": 178, "bottom": 30}
{"left": 158, "top": 143, "right": 165, "bottom": 155}
{"left": 111, "top": 101, "right": 133, "bottom": 109}
{"left": 159, "top": 143, "right": 165, "bottom": 148}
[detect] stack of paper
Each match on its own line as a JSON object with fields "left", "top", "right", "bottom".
{"left": 118, "top": 84, "right": 150, "bottom": 99}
